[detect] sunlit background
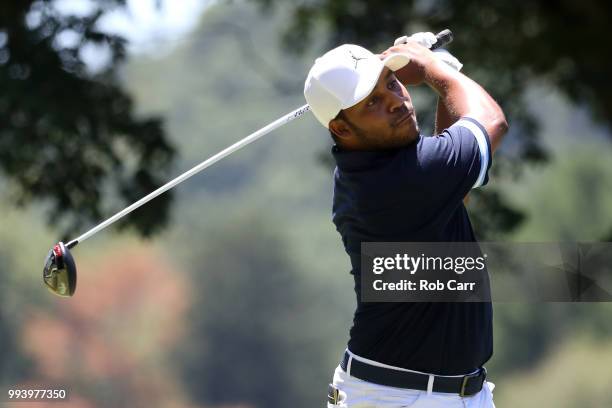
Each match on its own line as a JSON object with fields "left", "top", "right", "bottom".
{"left": 1, "top": 1, "right": 612, "bottom": 407}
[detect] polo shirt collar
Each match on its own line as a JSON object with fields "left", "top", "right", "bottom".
{"left": 332, "top": 136, "right": 421, "bottom": 171}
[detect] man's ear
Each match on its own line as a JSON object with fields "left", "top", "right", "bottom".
{"left": 329, "top": 118, "right": 353, "bottom": 140}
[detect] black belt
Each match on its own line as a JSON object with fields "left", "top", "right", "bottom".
{"left": 340, "top": 351, "right": 486, "bottom": 397}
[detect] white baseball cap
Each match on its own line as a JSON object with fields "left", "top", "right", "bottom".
{"left": 304, "top": 44, "right": 410, "bottom": 128}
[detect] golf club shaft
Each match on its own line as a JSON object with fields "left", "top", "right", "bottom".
{"left": 66, "top": 29, "right": 454, "bottom": 249}
{"left": 67, "top": 104, "right": 312, "bottom": 248}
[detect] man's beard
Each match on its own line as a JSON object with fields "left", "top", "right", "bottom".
{"left": 354, "top": 120, "right": 420, "bottom": 150}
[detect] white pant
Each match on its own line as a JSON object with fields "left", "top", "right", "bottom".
{"left": 327, "top": 364, "right": 496, "bottom": 408}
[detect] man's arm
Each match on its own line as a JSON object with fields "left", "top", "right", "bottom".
{"left": 383, "top": 42, "right": 508, "bottom": 153}
{"left": 424, "top": 61, "right": 508, "bottom": 153}
{"left": 428, "top": 61, "right": 506, "bottom": 204}
{"left": 434, "top": 98, "right": 455, "bottom": 135}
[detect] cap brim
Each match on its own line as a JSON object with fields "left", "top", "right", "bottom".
{"left": 382, "top": 53, "right": 411, "bottom": 72}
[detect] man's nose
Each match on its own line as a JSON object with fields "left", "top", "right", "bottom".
{"left": 388, "top": 92, "right": 408, "bottom": 113}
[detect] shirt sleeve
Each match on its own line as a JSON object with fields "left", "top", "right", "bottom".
{"left": 414, "top": 117, "right": 492, "bottom": 198}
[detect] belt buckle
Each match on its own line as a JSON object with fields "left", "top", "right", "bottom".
{"left": 459, "top": 367, "right": 486, "bottom": 397}
{"left": 328, "top": 384, "right": 340, "bottom": 404}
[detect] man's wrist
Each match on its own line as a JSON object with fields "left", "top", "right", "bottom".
{"left": 423, "top": 58, "right": 459, "bottom": 92}
{"left": 433, "top": 49, "right": 463, "bottom": 71}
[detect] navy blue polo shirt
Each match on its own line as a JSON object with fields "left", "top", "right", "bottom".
{"left": 332, "top": 117, "right": 493, "bottom": 375}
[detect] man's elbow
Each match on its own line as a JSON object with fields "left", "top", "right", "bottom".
{"left": 488, "top": 114, "right": 508, "bottom": 152}
{"left": 495, "top": 114, "right": 509, "bottom": 136}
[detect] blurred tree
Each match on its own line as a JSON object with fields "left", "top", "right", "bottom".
{"left": 0, "top": 254, "right": 33, "bottom": 387}
{"left": 178, "top": 215, "right": 326, "bottom": 408}
{"left": 252, "top": 0, "right": 611, "bottom": 238}
{"left": 16, "top": 244, "right": 193, "bottom": 407}
{"left": 0, "top": 0, "right": 174, "bottom": 238}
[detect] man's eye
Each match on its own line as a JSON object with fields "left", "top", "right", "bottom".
{"left": 367, "top": 97, "right": 378, "bottom": 107}
{"left": 388, "top": 80, "right": 399, "bottom": 90}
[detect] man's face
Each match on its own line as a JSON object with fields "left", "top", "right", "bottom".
{"left": 330, "top": 68, "right": 419, "bottom": 150}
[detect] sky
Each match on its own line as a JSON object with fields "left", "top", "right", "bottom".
{"left": 53, "top": 0, "right": 213, "bottom": 54}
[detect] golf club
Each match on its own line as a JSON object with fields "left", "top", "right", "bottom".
{"left": 43, "top": 29, "right": 454, "bottom": 297}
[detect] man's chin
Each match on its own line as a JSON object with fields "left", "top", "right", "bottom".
{"left": 410, "top": 118, "right": 420, "bottom": 137}
{"left": 411, "top": 123, "right": 420, "bottom": 138}
{"left": 362, "top": 125, "right": 419, "bottom": 150}
{"left": 398, "top": 124, "right": 419, "bottom": 146}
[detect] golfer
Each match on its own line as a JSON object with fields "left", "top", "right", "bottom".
{"left": 304, "top": 32, "right": 508, "bottom": 408}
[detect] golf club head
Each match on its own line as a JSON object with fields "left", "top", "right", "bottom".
{"left": 43, "top": 242, "right": 77, "bottom": 297}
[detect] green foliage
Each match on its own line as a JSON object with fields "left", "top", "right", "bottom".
{"left": 468, "top": 190, "right": 525, "bottom": 240}
{"left": 493, "top": 335, "right": 612, "bottom": 407}
{"left": 0, "top": 1, "right": 175, "bottom": 238}
{"left": 0, "top": 249, "right": 33, "bottom": 386}
{"left": 177, "top": 214, "right": 332, "bottom": 408}
{"left": 508, "top": 144, "right": 612, "bottom": 241}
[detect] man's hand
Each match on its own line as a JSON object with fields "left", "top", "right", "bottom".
{"left": 380, "top": 41, "right": 440, "bottom": 86}
{"left": 394, "top": 32, "right": 439, "bottom": 48}
{"left": 394, "top": 32, "right": 463, "bottom": 72}
{"left": 381, "top": 30, "right": 462, "bottom": 85}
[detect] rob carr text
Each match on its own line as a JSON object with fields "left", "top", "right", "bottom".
{"left": 373, "top": 279, "right": 476, "bottom": 292}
